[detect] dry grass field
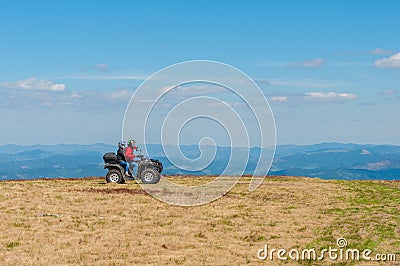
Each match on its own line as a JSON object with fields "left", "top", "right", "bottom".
{"left": 0, "top": 176, "right": 399, "bottom": 265}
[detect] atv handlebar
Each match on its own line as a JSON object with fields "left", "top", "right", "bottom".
{"left": 133, "top": 148, "right": 148, "bottom": 160}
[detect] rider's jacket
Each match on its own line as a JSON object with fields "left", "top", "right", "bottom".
{"left": 117, "top": 147, "right": 126, "bottom": 163}
{"left": 125, "top": 146, "right": 138, "bottom": 162}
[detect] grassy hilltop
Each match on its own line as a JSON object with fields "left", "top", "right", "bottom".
{"left": 0, "top": 176, "right": 399, "bottom": 265}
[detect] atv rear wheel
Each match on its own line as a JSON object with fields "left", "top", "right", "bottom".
{"left": 106, "top": 169, "right": 124, "bottom": 184}
{"left": 140, "top": 168, "right": 160, "bottom": 184}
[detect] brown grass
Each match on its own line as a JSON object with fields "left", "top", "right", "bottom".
{"left": 0, "top": 176, "right": 399, "bottom": 265}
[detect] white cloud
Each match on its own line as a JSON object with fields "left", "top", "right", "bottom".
{"left": 369, "top": 48, "right": 394, "bottom": 55}
{"left": 351, "top": 72, "right": 376, "bottom": 81}
{"left": 270, "top": 96, "right": 288, "bottom": 103}
{"left": 55, "top": 74, "right": 148, "bottom": 80}
{"left": 94, "top": 63, "right": 109, "bottom": 71}
{"left": 304, "top": 92, "right": 358, "bottom": 101}
{"left": 360, "top": 149, "right": 371, "bottom": 155}
{"left": 159, "top": 84, "right": 227, "bottom": 96}
{"left": 0, "top": 77, "right": 65, "bottom": 91}
{"left": 380, "top": 89, "right": 398, "bottom": 95}
{"left": 265, "top": 92, "right": 358, "bottom": 104}
{"left": 267, "top": 78, "right": 340, "bottom": 89}
{"left": 136, "top": 99, "right": 156, "bottom": 103}
{"left": 374, "top": 53, "right": 400, "bottom": 68}
{"left": 289, "top": 58, "right": 325, "bottom": 68}
{"left": 158, "top": 86, "right": 173, "bottom": 94}
{"left": 68, "top": 92, "right": 83, "bottom": 99}
{"left": 254, "top": 80, "right": 271, "bottom": 86}
{"left": 111, "top": 89, "right": 131, "bottom": 99}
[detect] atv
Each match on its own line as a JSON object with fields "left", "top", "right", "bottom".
{"left": 103, "top": 149, "right": 163, "bottom": 184}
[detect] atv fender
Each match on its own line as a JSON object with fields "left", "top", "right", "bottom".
{"left": 104, "top": 163, "right": 128, "bottom": 178}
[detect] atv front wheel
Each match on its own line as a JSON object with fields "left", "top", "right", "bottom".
{"left": 154, "top": 164, "right": 163, "bottom": 173}
{"left": 140, "top": 168, "right": 160, "bottom": 184}
{"left": 151, "top": 160, "right": 163, "bottom": 173}
{"left": 106, "top": 169, "right": 124, "bottom": 184}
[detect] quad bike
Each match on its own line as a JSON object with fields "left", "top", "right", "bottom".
{"left": 103, "top": 149, "right": 163, "bottom": 184}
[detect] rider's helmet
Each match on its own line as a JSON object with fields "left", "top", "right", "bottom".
{"left": 118, "top": 141, "right": 126, "bottom": 148}
{"left": 127, "top": 139, "right": 136, "bottom": 147}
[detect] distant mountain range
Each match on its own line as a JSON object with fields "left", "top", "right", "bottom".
{"left": 0, "top": 142, "right": 399, "bottom": 180}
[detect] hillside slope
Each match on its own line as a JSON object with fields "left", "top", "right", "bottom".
{"left": 1, "top": 143, "right": 400, "bottom": 180}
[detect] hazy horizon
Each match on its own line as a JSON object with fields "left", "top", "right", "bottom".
{"left": 1, "top": 141, "right": 399, "bottom": 148}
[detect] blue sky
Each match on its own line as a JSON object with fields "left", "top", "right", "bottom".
{"left": 0, "top": 1, "right": 399, "bottom": 146}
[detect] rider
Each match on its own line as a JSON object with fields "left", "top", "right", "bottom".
{"left": 117, "top": 141, "right": 129, "bottom": 175}
{"left": 125, "top": 139, "right": 138, "bottom": 176}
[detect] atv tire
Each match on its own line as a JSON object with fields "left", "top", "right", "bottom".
{"left": 106, "top": 169, "right": 124, "bottom": 184}
{"left": 154, "top": 164, "right": 163, "bottom": 173}
{"left": 140, "top": 168, "right": 160, "bottom": 184}
{"left": 151, "top": 159, "right": 163, "bottom": 173}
